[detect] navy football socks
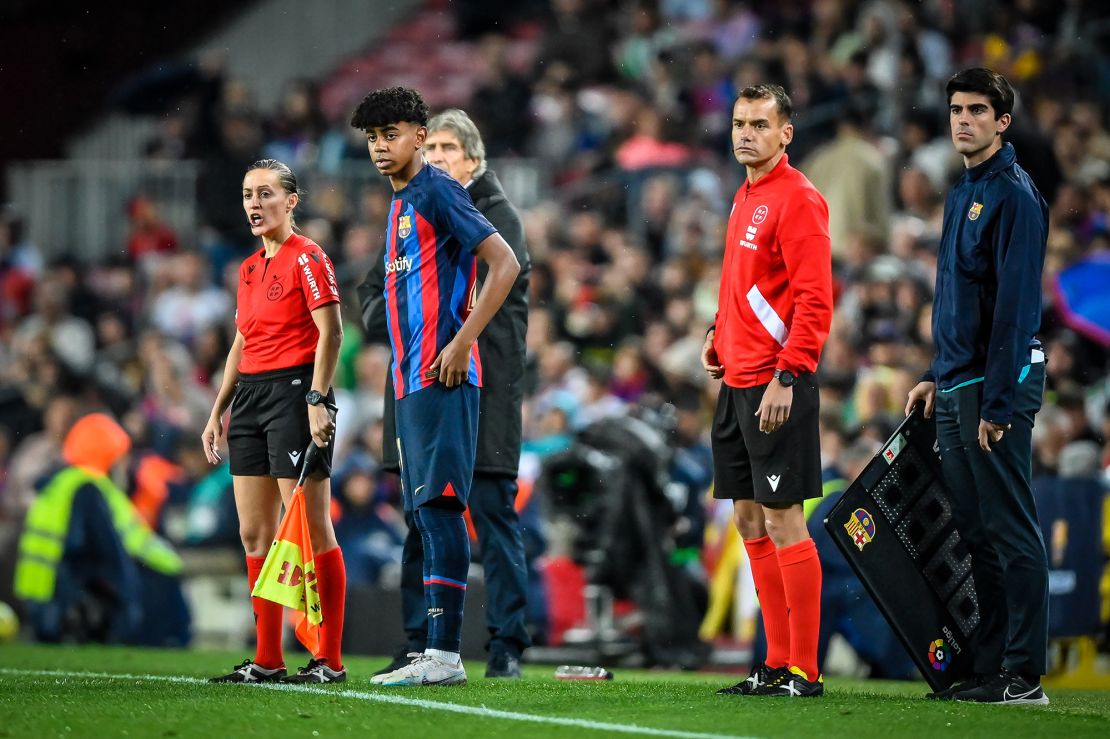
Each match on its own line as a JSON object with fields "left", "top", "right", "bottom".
{"left": 416, "top": 503, "right": 470, "bottom": 653}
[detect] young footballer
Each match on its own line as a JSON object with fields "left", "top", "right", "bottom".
{"left": 350, "top": 87, "right": 520, "bottom": 686}
{"left": 362, "top": 109, "right": 534, "bottom": 680}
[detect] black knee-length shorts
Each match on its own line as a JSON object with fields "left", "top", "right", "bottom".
{"left": 227, "top": 363, "right": 335, "bottom": 479}
{"left": 711, "top": 375, "right": 822, "bottom": 504}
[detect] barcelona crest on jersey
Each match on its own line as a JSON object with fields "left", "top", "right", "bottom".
{"left": 398, "top": 214, "right": 412, "bottom": 238}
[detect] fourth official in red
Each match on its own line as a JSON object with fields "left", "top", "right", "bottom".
{"left": 704, "top": 84, "right": 833, "bottom": 698}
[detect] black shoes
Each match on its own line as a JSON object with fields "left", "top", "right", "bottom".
{"left": 717, "top": 662, "right": 784, "bottom": 695}
{"left": 927, "top": 673, "right": 987, "bottom": 701}
{"left": 485, "top": 652, "right": 522, "bottom": 679}
{"left": 752, "top": 666, "right": 824, "bottom": 697}
{"left": 372, "top": 646, "right": 423, "bottom": 678}
{"left": 209, "top": 659, "right": 286, "bottom": 683}
{"left": 954, "top": 669, "right": 1049, "bottom": 705}
{"left": 282, "top": 658, "right": 348, "bottom": 684}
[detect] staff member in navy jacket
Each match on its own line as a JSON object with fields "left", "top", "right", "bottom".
{"left": 906, "top": 68, "right": 1050, "bottom": 706}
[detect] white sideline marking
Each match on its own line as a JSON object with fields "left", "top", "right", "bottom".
{"left": 0, "top": 668, "right": 756, "bottom": 739}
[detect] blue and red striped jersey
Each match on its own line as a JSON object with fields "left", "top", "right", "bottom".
{"left": 383, "top": 164, "right": 497, "bottom": 398}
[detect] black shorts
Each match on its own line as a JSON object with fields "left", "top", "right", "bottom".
{"left": 227, "top": 363, "right": 335, "bottom": 479}
{"left": 711, "top": 375, "right": 822, "bottom": 504}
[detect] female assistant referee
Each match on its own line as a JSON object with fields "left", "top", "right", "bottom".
{"left": 202, "top": 159, "right": 347, "bottom": 684}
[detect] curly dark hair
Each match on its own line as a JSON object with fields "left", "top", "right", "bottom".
{"left": 349, "top": 86, "right": 429, "bottom": 131}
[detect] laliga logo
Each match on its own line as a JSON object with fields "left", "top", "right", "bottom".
{"left": 928, "top": 638, "right": 951, "bottom": 671}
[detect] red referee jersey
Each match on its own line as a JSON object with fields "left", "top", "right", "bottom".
{"left": 714, "top": 154, "right": 833, "bottom": 388}
{"left": 236, "top": 233, "right": 340, "bottom": 374}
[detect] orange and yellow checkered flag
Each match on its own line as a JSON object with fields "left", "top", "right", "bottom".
{"left": 251, "top": 446, "right": 322, "bottom": 655}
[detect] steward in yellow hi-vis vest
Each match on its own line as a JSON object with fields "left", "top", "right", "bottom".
{"left": 14, "top": 413, "right": 186, "bottom": 644}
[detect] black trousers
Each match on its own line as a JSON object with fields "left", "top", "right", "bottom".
{"left": 401, "top": 474, "right": 532, "bottom": 657}
{"left": 934, "top": 362, "right": 1048, "bottom": 677}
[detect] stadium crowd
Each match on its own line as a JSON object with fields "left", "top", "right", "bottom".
{"left": 0, "top": 0, "right": 1107, "bottom": 651}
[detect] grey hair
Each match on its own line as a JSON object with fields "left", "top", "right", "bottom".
{"left": 427, "top": 109, "right": 487, "bottom": 179}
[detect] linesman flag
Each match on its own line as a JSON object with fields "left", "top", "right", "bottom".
{"left": 251, "top": 443, "right": 322, "bottom": 655}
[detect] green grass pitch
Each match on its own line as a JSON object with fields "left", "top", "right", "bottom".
{"left": 1, "top": 643, "right": 1108, "bottom": 738}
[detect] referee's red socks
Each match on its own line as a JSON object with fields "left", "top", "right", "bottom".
{"left": 743, "top": 535, "right": 790, "bottom": 668}
{"left": 246, "top": 554, "right": 284, "bottom": 669}
{"left": 777, "top": 537, "right": 822, "bottom": 680}
{"left": 315, "top": 546, "right": 347, "bottom": 669}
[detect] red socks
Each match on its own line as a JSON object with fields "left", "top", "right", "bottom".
{"left": 777, "top": 538, "right": 822, "bottom": 680}
{"left": 314, "top": 546, "right": 347, "bottom": 669}
{"left": 743, "top": 535, "right": 790, "bottom": 669}
{"left": 246, "top": 555, "right": 284, "bottom": 669}
{"left": 246, "top": 548, "right": 346, "bottom": 670}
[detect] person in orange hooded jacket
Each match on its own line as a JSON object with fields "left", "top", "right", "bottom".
{"left": 14, "top": 413, "right": 187, "bottom": 644}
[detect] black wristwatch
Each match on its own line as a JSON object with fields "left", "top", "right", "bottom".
{"left": 305, "top": 389, "right": 326, "bottom": 406}
{"left": 773, "top": 369, "right": 797, "bottom": 388}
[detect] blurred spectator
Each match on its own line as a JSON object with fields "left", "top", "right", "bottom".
{"left": 615, "top": 106, "right": 694, "bottom": 172}
{"left": 196, "top": 110, "right": 263, "bottom": 248}
{"left": 13, "top": 413, "right": 188, "bottom": 645}
{"left": 182, "top": 455, "right": 237, "bottom": 548}
{"left": 0, "top": 210, "right": 42, "bottom": 277}
{"left": 469, "top": 34, "right": 535, "bottom": 156}
{"left": 136, "top": 332, "right": 213, "bottom": 455}
{"left": 896, "top": 108, "right": 959, "bottom": 190}
{"left": 614, "top": 1, "right": 679, "bottom": 83}
{"left": 889, "top": 167, "right": 943, "bottom": 259}
{"left": 0, "top": 250, "right": 34, "bottom": 334}
{"left": 12, "top": 276, "right": 96, "bottom": 377}
{"left": 688, "top": 0, "right": 760, "bottom": 61}
{"left": 0, "top": 212, "right": 39, "bottom": 332}
{"left": 1, "top": 395, "right": 78, "bottom": 525}
{"left": 149, "top": 250, "right": 231, "bottom": 347}
{"left": 126, "top": 195, "right": 179, "bottom": 263}
{"left": 535, "top": 0, "right": 614, "bottom": 86}
{"left": 264, "top": 80, "right": 327, "bottom": 171}
{"left": 801, "top": 94, "right": 892, "bottom": 258}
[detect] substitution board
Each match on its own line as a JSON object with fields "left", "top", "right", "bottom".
{"left": 824, "top": 409, "right": 979, "bottom": 692}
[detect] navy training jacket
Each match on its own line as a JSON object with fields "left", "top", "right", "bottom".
{"left": 929, "top": 142, "right": 1048, "bottom": 425}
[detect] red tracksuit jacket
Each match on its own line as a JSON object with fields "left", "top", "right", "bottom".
{"left": 713, "top": 154, "right": 833, "bottom": 388}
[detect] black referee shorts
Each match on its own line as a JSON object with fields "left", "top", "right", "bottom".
{"left": 227, "top": 363, "right": 335, "bottom": 479}
{"left": 711, "top": 374, "right": 822, "bottom": 504}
